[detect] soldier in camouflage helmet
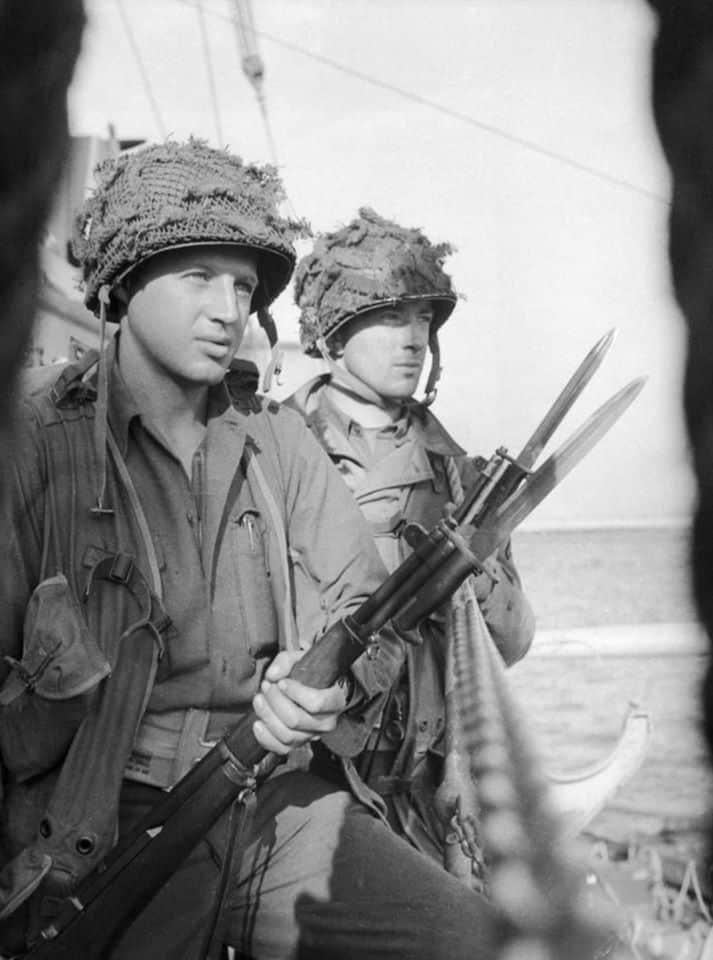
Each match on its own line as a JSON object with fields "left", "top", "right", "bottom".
{"left": 294, "top": 206, "right": 457, "bottom": 403}
{"left": 288, "top": 208, "right": 535, "bottom": 885}
{"left": 0, "top": 146, "right": 496, "bottom": 958}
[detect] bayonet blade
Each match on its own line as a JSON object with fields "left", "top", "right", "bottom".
{"left": 473, "top": 376, "right": 647, "bottom": 555}
{"left": 396, "top": 376, "right": 646, "bottom": 630}
{"left": 517, "top": 327, "right": 616, "bottom": 466}
{"left": 456, "top": 328, "right": 617, "bottom": 526}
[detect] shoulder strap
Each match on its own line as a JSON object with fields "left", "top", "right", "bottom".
{"left": 105, "top": 425, "right": 163, "bottom": 597}
{"left": 243, "top": 443, "right": 298, "bottom": 652}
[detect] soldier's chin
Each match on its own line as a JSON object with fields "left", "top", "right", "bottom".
{"left": 387, "top": 374, "right": 420, "bottom": 397}
{"left": 379, "top": 385, "right": 417, "bottom": 403}
{"left": 181, "top": 358, "right": 229, "bottom": 386}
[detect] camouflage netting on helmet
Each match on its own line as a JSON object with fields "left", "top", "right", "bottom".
{"left": 72, "top": 138, "right": 309, "bottom": 316}
{"left": 294, "top": 207, "right": 458, "bottom": 356}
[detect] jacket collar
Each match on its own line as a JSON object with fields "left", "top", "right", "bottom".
{"left": 106, "top": 335, "right": 243, "bottom": 459}
{"left": 289, "top": 373, "right": 466, "bottom": 460}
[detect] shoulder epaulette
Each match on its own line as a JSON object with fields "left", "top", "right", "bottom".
{"left": 50, "top": 349, "right": 100, "bottom": 408}
{"left": 225, "top": 359, "right": 287, "bottom": 416}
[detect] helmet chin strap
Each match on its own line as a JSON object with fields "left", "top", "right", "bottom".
{"left": 423, "top": 330, "right": 442, "bottom": 406}
{"left": 257, "top": 307, "right": 284, "bottom": 393}
{"left": 316, "top": 330, "right": 442, "bottom": 408}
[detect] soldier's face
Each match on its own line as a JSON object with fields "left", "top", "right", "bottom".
{"left": 337, "top": 301, "right": 434, "bottom": 400}
{"left": 121, "top": 246, "right": 258, "bottom": 387}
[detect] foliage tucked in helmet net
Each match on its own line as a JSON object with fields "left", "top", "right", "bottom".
{"left": 72, "top": 138, "right": 309, "bottom": 316}
{"left": 294, "top": 207, "right": 459, "bottom": 356}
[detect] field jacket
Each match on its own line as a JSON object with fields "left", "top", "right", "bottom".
{"left": 0, "top": 349, "right": 403, "bottom": 942}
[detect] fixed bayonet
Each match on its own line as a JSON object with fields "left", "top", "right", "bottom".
{"left": 486, "top": 376, "right": 645, "bottom": 535}
{"left": 397, "top": 374, "right": 646, "bottom": 629}
{"left": 515, "top": 327, "right": 616, "bottom": 468}
{"left": 455, "top": 328, "right": 617, "bottom": 527}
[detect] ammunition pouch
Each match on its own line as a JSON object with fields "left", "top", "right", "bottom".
{"left": 0, "top": 554, "right": 171, "bottom": 940}
{"left": 0, "top": 574, "right": 110, "bottom": 782}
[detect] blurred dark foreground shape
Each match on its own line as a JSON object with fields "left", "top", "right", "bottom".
{"left": 0, "top": 0, "right": 85, "bottom": 453}
{"left": 647, "top": 0, "right": 713, "bottom": 828}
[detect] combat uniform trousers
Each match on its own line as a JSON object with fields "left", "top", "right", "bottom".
{"left": 111, "top": 771, "right": 498, "bottom": 960}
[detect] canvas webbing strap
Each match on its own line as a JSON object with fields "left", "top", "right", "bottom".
{"left": 243, "top": 445, "right": 298, "bottom": 652}
{"left": 105, "top": 425, "right": 163, "bottom": 597}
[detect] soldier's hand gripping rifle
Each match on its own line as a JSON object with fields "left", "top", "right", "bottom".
{"left": 26, "top": 331, "right": 644, "bottom": 960}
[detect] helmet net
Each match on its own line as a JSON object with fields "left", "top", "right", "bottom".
{"left": 72, "top": 138, "right": 309, "bottom": 316}
{"left": 294, "top": 207, "right": 458, "bottom": 356}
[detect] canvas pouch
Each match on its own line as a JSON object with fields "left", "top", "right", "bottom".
{"left": 0, "top": 573, "right": 110, "bottom": 781}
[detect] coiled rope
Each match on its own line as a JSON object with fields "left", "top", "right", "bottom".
{"left": 443, "top": 456, "right": 616, "bottom": 957}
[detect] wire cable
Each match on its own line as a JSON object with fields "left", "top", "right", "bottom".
{"left": 114, "top": 0, "right": 167, "bottom": 138}
{"left": 231, "top": 0, "right": 280, "bottom": 166}
{"left": 195, "top": 0, "right": 224, "bottom": 144}
{"left": 256, "top": 29, "right": 668, "bottom": 206}
{"left": 194, "top": 0, "right": 667, "bottom": 205}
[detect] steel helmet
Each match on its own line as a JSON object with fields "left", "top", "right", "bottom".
{"left": 294, "top": 207, "right": 458, "bottom": 357}
{"left": 72, "top": 138, "right": 308, "bottom": 317}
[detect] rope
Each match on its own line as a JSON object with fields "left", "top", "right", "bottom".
{"left": 195, "top": 0, "right": 224, "bottom": 144}
{"left": 91, "top": 286, "right": 111, "bottom": 515}
{"left": 177, "top": 0, "right": 301, "bottom": 225}
{"left": 193, "top": 2, "right": 667, "bottom": 205}
{"left": 444, "top": 455, "right": 465, "bottom": 506}
{"left": 454, "top": 593, "right": 612, "bottom": 958}
{"left": 438, "top": 458, "right": 488, "bottom": 890}
{"left": 230, "top": 0, "right": 280, "bottom": 168}
{"left": 443, "top": 456, "right": 616, "bottom": 956}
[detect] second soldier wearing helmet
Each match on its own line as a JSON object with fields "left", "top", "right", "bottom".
{"left": 288, "top": 208, "right": 536, "bottom": 881}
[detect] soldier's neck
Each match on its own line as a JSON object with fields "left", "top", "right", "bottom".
{"left": 328, "top": 380, "right": 403, "bottom": 428}
{"left": 117, "top": 336, "right": 209, "bottom": 471}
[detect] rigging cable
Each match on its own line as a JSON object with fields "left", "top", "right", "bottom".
{"left": 114, "top": 0, "right": 167, "bottom": 138}
{"left": 196, "top": 0, "right": 224, "bottom": 144}
{"left": 256, "top": 29, "right": 667, "bottom": 206}
{"left": 230, "top": 0, "right": 279, "bottom": 167}
{"left": 195, "top": 0, "right": 667, "bottom": 205}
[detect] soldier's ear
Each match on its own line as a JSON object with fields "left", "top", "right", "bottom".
{"left": 109, "top": 282, "right": 132, "bottom": 324}
{"left": 113, "top": 283, "right": 130, "bottom": 307}
{"left": 328, "top": 335, "right": 344, "bottom": 359}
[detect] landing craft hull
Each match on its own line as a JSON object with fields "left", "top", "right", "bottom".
{"left": 531, "top": 622, "right": 707, "bottom": 659}
{"left": 547, "top": 705, "right": 651, "bottom": 837}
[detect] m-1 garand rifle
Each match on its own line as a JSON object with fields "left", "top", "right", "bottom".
{"left": 25, "top": 330, "right": 643, "bottom": 959}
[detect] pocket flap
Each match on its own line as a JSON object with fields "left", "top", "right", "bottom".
{"left": 2, "top": 574, "right": 110, "bottom": 703}
{"left": 0, "top": 846, "right": 52, "bottom": 922}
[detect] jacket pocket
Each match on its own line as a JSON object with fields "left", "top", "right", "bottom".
{"left": 229, "top": 509, "right": 278, "bottom": 661}
{"left": 0, "top": 574, "right": 111, "bottom": 781}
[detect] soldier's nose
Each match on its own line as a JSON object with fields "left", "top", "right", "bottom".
{"left": 211, "top": 275, "right": 240, "bottom": 324}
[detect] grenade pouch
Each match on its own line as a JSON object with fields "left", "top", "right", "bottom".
{"left": 0, "top": 553, "right": 170, "bottom": 944}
